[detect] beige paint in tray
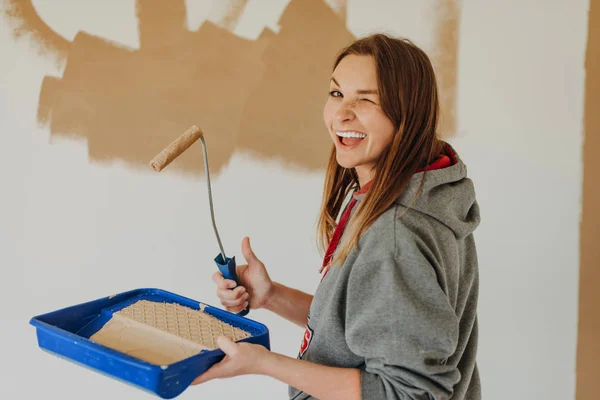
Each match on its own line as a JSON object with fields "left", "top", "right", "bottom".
{"left": 90, "top": 300, "right": 251, "bottom": 366}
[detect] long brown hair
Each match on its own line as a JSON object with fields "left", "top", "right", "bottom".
{"left": 317, "top": 34, "right": 445, "bottom": 267}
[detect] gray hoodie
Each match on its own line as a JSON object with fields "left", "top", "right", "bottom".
{"left": 289, "top": 148, "right": 481, "bottom": 400}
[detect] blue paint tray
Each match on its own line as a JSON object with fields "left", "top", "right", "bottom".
{"left": 29, "top": 288, "right": 270, "bottom": 399}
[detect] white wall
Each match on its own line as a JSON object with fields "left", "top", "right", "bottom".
{"left": 454, "top": 2, "right": 587, "bottom": 399}
{"left": 0, "top": 1, "right": 588, "bottom": 399}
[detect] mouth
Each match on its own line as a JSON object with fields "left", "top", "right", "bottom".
{"left": 335, "top": 130, "right": 367, "bottom": 149}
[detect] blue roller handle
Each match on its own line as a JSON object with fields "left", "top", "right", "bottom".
{"left": 214, "top": 253, "right": 249, "bottom": 316}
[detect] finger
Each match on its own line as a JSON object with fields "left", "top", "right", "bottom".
{"left": 220, "top": 292, "right": 249, "bottom": 307}
{"left": 241, "top": 237, "right": 258, "bottom": 263}
{"left": 217, "top": 286, "right": 246, "bottom": 301}
{"left": 191, "top": 356, "right": 229, "bottom": 385}
{"left": 216, "top": 336, "right": 237, "bottom": 355}
{"left": 211, "top": 271, "right": 224, "bottom": 285}
{"left": 212, "top": 272, "right": 237, "bottom": 289}
{"left": 225, "top": 302, "right": 249, "bottom": 313}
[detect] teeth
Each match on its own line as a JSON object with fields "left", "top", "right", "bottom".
{"left": 335, "top": 131, "right": 367, "bottom": 139}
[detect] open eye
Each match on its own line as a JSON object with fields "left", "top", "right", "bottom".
{"left": 329, "top": 90, "right": 342, "bottom": 98}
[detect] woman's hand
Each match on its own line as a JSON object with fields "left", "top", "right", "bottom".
{"left": 191, "top": 336, "right": 270, "bottom": 385}
{"left": 213, "top": 237, "right": 275, "bottom": 313}
{"left": 191, "top": 337, "right": 361, "bottom": 400}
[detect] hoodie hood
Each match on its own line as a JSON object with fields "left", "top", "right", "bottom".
{"left": 355, "top": 146, "right": 480, "bottom": 239}
{"left": 398, "top": 152, "right": 480, "bottom": 239}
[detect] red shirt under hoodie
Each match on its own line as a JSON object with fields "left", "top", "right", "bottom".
{"left": 318, "top": 145, "right": 457, "bottom": 280}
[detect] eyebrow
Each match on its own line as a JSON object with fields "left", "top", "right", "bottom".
{"left": 331, "top": 76, "right": 378, "bottom": 95}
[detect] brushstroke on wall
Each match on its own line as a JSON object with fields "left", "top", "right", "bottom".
{"left": 577, "top": 0, "right": 599, "bottom": 398}
{"left": 431, "top": 0, "right": 461, "bottom": 137}
{"left": 1, "top": 0, "right": 461, "bottom": 175}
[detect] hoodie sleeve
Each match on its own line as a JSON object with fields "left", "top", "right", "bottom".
{"left": 345, "top": 256, "right": 461, "bottom": 400}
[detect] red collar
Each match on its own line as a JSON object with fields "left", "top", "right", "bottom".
{"left": 355, "top": 145, "right": 456, "bottom": 196}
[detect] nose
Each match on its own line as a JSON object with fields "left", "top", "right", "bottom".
{"left": 333, "top": 100, "right": 356, "bottom": 122}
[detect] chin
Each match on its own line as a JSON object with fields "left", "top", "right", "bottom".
{"left": 335, "top": 152, "right": 359, "bottom": 169}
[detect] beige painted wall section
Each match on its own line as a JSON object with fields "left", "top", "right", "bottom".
{"left": 2, "top": 0, "right": 460, "bottom": 175}
{"left": 577, "top": 0, "right": 600, "bottom": 398}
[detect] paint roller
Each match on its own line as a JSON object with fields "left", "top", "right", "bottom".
{"left": 149, "top": 125, "right": 249, "bottom": 316}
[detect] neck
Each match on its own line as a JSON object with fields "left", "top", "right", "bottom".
{"left": 354, "top": 164, "right": 374, "bottom": 189}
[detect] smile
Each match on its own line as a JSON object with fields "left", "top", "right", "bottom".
{"left": 335, "top": 130, "right": 367, "bottom": 139}
{"left": 334, "top": 130, "right": 367, "bottom": 149}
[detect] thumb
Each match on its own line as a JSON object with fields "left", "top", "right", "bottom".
{"left": 217, "top": 336, "right": 237, "bottom": 356}
{"left": 241, "top": 236, "right": 259, "bottom": 263}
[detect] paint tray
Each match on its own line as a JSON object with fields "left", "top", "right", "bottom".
{"left": 29, "top": 288, "right": 270, "bottom": 399}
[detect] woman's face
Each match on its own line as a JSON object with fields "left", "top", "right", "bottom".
{"left": 323, "top": 54, "right": 396, "bottom": 185}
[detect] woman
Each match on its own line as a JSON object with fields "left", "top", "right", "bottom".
{"left": 192, "top": 33, "right": 481, "bottom": 400}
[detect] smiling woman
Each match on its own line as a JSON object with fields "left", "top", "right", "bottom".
{"left": 198, "top": 33, "right": 481, "bottom": 400}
